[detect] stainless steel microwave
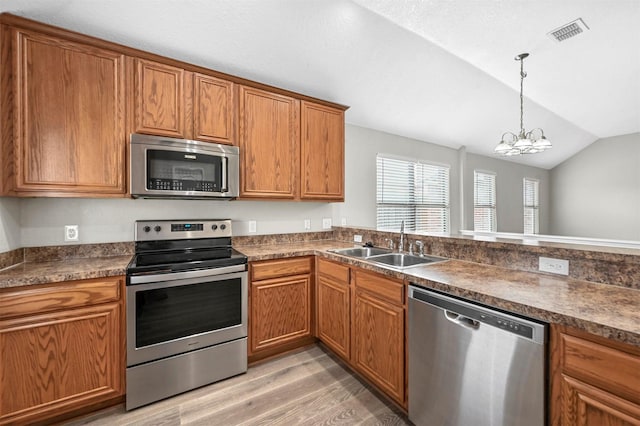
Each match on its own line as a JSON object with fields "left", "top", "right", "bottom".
{"left": 130, "top": 134, "right": 239, "bottom": 199}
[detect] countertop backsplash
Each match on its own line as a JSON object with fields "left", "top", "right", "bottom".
{"left": 332, "top": 226, "right": 640, "bottom": 290}
{"left": 2, "top": 227, "right": 640, "bottom": 290}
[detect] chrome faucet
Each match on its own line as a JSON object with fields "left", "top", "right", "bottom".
{"left": 398, "top": 220, "right": 405, "bottom": 253}
{"left": 385, "top": 238, "right": 395, "bottom": 250}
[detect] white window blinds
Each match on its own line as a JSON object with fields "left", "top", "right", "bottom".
{"left": 523, "top": 178, "right": 539, "bottom": 234}
{"left": 376, "top": 155, "right": 450, "bottom": 234}
{"left": 474, "top": 170, "right": 496, "bottom": 232}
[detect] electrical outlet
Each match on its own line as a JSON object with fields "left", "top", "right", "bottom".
{"left": 353, "top": 234, "right": 363, "bottom": 243}
{"left": 341, "top": 217, "right": 347, "bottom": 226}
{"left": 304, "top": 219, "right": 311, "bottom": 230}
{"left": 248, "top": 221, "right": 257, "bottom": 233}
{"left": 64, "top": 225, "right": 79, "bottom": 242}
{"left": 539, "top": 256, "right": 569, "bottom": 276}
{"left": 322, "top": 218, "right": 332, "bottom": 229}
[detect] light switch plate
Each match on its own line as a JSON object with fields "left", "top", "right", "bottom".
{"left": 304, "top": 219, "right": 311, "bottom": 230}
{"left": 539, "top": 256, "right": 569, "bottom": 275}
{"left": 353, "top": 234, "right": 363, "bottom": 243}
{"left": 322, "top": 218, "right": 332, "bottom": 229}
{"left": 341, "top": 217, "right": 347, "bottom": 226}
{"left": 248, "top": 221, "right": 257, "bottom": 233}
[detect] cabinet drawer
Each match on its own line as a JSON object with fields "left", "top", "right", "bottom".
{"left": 251, "top": 257, "right": 312, "bottom": 281}
{"left": 0, "top": 277, "right": 123, "bottom": 320}
{"left": 317, "top": 258, "right": 349, "bottom": 283}
{"left": 560, "top": 332, "right": 640, "bottom": 403}
{"left": 353, "top": 269, "right": 403, "bottom": 305}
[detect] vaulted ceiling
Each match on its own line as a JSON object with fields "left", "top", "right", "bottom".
{"left": 1, "top": 0, "right": 638, "bottom": 169}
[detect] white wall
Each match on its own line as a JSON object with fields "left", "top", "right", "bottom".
{"left": 334, "top": 124, "right": 461, "bottom": 233}
{"left": 463, "top": 153, "right": 550, "bottom": 233}
{"left": 549, "top": 132, "right": 640, "bottom": 240}
{"left": 18, "top": 198, "right": 335, "bottom": 247}
{"left": 0, "top": 198, "right": 21, "bottom": 252}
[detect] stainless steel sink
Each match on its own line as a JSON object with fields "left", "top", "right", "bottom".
{"left": 367, "top": 253, "right": 446, "bottom": 269}
{"left": 330, "top": 247, "right": 393, "bottom": 258}
{"left": 329, "top": 247, "right": 446, "bottom": 269}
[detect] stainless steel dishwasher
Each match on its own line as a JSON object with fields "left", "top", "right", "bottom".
{"left": 408, "top": 285, "right": 547, "bottom": 426}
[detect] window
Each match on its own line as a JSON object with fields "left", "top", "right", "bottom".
{"left": 376, "top": 154, "right": 450, "bottom": 234}
{"left": 474, "top": 170, "right": 496, "bottom": 232}
{"left": 523, "top": 178, "right": 539, "bottom": 234}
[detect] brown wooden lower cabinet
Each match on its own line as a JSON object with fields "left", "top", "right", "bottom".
{"left": 316, "top": 258, "right": 406, "bottom": 407}
{"left": 0, "top": 276, "right": 125, "bottom": 425}
{"left": 550, "top": 324, "right": 640, "bottom": 426}
{"left": 351, "top": 269, "right": 405, "bottom": 406}
{"left": 249, "top": 257, "right": 314, "bottom": 362}
{"left": 316, "top": 258, "right": 350, "bottom": 361}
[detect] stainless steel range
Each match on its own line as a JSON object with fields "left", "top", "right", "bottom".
{"left": 126, "top": 219, "right": 248, "bottom": 410}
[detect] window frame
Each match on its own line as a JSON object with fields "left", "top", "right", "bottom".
{"left": 523, "top": 177, "right": 540, "bottom": 235}
{"left": 473, "top": 169, "right": 497, "bottom": 232}
{"left": 376, "top": 153, "right": 451, "bottom": 235}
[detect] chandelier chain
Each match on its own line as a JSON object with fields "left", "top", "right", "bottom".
{"left": 520, "top": 57, "right": 525, "bottom": 135}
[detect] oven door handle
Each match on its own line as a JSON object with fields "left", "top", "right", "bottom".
{"left": 129, "top": 263, "right": 247, "bottom": 284}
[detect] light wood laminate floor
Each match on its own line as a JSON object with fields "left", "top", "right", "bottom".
{"left": 65, "top": 345, "right": 411, "bottom": 426}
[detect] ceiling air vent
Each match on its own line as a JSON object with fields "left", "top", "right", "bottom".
{"left": 547, "top": 18, "right": 589, "bottom": 42}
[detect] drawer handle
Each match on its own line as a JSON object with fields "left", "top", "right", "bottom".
{"left": 445, "top": 310, "right": 480, "bottom": 331}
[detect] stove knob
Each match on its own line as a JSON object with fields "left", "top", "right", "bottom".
{"left": 220, "top": 224, "right": 227, "bottom": 230}
{"left": 154, "top": 225, "right": 162, "bottom": 232}
{"left": 211, "top": 224, "right": 218, "bottom": 231}
{"left": 143, "top": 226, "right": 151, "bottom": 233}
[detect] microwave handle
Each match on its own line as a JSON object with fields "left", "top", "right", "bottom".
{"left": 221, "top": 156, "right": 228, "bottom": 193}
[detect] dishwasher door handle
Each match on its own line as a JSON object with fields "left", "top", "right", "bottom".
{"left": 444, "top": 310, "right": 480, "bottom": 330}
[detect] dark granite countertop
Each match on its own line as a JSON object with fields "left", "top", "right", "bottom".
{"left": 2, "top": 239, "right": 638, "bottom": 348}
{"left": 236, "top": 240, "right": 640, "bottom": 347}
{"left": 0, "top": 255, "right": 132, "bottom": 289}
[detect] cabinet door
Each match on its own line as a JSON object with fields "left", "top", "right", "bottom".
{"left": 134, "top": 59, "right": 185, "bottom": 138}
{"left": 0, "top": 303, "right": 123, "bottom": 425}
{"left": 317, "top": 275, "right": 350, "bottom": 360}
{"left": 251, "top": 274, "right": 311, "bottom": 352}
{"left": 353, "top": 289, "right": 405, "bottom": 404}
{"left": 300, "top": 101, "right": 344, "bottom": 201}
{"left": 193, "top": 73, "right": 235, "bottom": 144}
{"left": 560, "top": 375, "right": 640, "bottom": 426}
{"left": 12, "top": 30, "right": 126, "bottom": 195}
{"left": 239, "top": 86, "right": 299, "bottom": 199}
{"left": 550, "top": 325, "right": 640, "bottom": 426}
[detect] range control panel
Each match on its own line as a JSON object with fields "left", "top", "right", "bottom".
{"left": 135, "top": 219, "right": 232, "bottom": 241}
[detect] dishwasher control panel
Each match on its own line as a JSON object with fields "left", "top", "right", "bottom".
{"left": 478, "top": 313, "right": 533, "bottom": 339}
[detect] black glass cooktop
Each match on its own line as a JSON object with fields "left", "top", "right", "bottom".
{"left": 127, "top": 237, "right": 247, "bottom": 277}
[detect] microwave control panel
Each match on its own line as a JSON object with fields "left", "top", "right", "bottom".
{"left": 148, "top": 178, "right": 218, "bottom": 192}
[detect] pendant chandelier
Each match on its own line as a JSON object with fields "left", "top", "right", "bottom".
{"left": 494, "top": 53, "right": 552, "bottom": 156}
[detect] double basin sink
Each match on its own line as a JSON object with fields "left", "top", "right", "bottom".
{"left": 329, "top": 247, "right": 446, "bottom": 270}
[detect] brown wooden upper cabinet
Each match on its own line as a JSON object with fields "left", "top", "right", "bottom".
{"left": 0, "top": 14, "right": 346, "bottom": 199}
{"left": 193, "top": 73, "right": 236, "bottom": 144}
{"left": 134, "top": 59, "right": 186, "bottom": 138}
{"left": 0, "top": 27, "right": 127, "bottom": 196}
{"left": 300, "top": 101, "right": 345, "bottom": 201}
{"left": 239, "top": 86, "right": 300, "bottom": 199}
{"left": 134, "top": 59, "right": 236, "bottom": 144}
{"left": 238, "top": 86, "right": 345, "bottom": 201}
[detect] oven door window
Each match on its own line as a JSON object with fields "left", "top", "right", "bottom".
{"left": 146, "top": 149, "right": 223, "bottom": 192}
{"left": 135, "top": 278, "right": 241, "bottom": 348}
